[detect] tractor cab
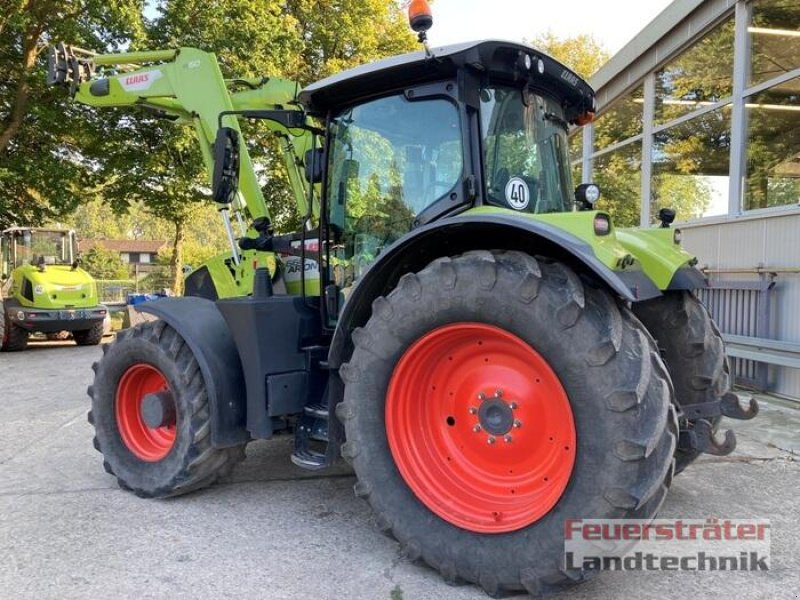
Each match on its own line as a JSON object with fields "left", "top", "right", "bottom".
{"left": 1, "top": 228, "right": 78, "bottom": 276}
{"left": 211, "top": 39, "right": 601, "bottom": 313}
{"left": 298, "top": 40, "right": 596, "bottom": 288}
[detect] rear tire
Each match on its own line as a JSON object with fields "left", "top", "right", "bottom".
{"left": 337, "top": 251, "right": 677, "bottom": 596}
{"left": 634, "top": 291, "right": 730, "bottom": 474}
{"left": 74, "top": 321, "right": 104, "bottom": 346}
{"left": 88, "top": 320, "right": 246, "bottom": 497}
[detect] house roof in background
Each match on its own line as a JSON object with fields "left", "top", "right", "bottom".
{"left": 78, "top": 239, "right": 168, "bottom": 254}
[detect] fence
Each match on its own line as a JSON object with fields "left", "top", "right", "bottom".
{"left": 95, "top": 280, "right": 137, "bottom": 304}
{"left": 96, "top": 271, "right": 176, "bottom": 305}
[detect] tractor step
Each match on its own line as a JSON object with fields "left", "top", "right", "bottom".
{"left": 292, "top": 397, "right": 330, "bottom": 469}
{"left": 290, "top": 448, "right": 327, "bottom": 470}
{"left": 301, "top": 345, "right": 330, "bottom": 370}
{"left": 310, "top": 419, "right": 328, "bottom": 443}
{"left": 304, "top": 403, "right": 328, "bottom": 419}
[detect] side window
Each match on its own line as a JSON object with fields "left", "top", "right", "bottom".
{"left": 328, "top": 94, "right": 463, "bottom": 286}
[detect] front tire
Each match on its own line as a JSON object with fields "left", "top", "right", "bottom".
{"left": 74, "top": 321, "right": 104, "bottom": 346}
{"left": 88, "top": 320, "right": 246, "bottom": 497}
{"left": 634, "top": 291, "right": 730, "bottom": 474}
{"left": 337, "top": 251, "right": 677, "bottom": 596}
{"left": 2, "top": 310, "right": 29, "bottom": 352}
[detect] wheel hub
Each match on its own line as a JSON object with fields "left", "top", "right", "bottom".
{"left": 477, "top": 395, "right": 514, "bottom": 436}
{"left": 141, "top": 391, "right": 177, "bottom": 429}
{"left": 386, "top": 322, "right": 577, "bottom": 534}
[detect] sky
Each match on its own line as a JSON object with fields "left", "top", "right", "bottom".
{"left": 427, "top": 0, "right": 675, "bottom": 55}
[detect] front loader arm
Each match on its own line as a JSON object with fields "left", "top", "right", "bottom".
{"left": 48, "top": 44, "right": 315, "bottom": 224}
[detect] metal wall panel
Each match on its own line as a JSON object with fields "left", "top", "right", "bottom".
{"left": 681, "top": 213, "right": 800, "bottom": 400}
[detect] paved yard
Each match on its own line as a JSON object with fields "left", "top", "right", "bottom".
{"left": 1, "top": 340, "right": 798, "bottom": 599}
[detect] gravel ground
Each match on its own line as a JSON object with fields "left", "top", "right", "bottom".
{"left": 0, "top": 339, "right": 798, "bottom": 599}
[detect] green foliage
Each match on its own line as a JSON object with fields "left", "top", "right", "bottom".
{"left": 283, "top": 0, "right": 415, "bottom": 82}
{"left": 0, "top": 0, "right": 144, "bottom": 229}
{"left": 2, "top": 0, "right": 418, "bottom": 293}
{"left": 81, "top": 245, "right": 130, "bottom": 279}
{"left": 137, "top": 253, "right": 175, "bottom": 294}
{"left": 530, "top": 32, "right": 609, "bottom": 80}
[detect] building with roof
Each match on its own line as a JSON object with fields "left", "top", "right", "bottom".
{"left": 78, "top": 239, "right": 168, "bottom": 273}
{"left": 573, "top": 0, "right": 800, "bottom": 401}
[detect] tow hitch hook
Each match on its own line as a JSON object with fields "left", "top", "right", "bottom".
{"left": 678, "top": 393, "right": 760, "bottom": 457}
{"left": 720, "top": 392, "right": 759, "bottom": 420}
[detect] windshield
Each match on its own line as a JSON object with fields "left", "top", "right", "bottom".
{"left": 12, "top": 230, "right": 74, "bottom": 268}
{"left": 480, "top": 86, "right": 574, "bottom": 213}
{"left": 328, "top": 94, "right": 463, "bottom": 283}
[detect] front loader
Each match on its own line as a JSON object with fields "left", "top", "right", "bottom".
{"left": 47, "top": 43, "right": 318, "bottom": 299}
{"left": 83, "top": 3, "right": 758, "bottom": 595}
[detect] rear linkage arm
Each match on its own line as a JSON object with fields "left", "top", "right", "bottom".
{"left": 678, "top": 393, "right": 760, "bottom": 457}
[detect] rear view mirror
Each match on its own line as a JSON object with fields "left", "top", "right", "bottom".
{"left": 304, "top": 148, "right": 326, "bottom": 184}
{"left": 212, "top": 127, "right": 241, "bottom": 205}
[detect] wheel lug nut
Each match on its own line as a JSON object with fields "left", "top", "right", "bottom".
{"left": 495, "top": 389, "right": 503, "bottom": 398}
{"left": 504, "top": 434, "right": 513, "bottom": 443}
{"left": 510, "top": 402, "right": 518, "bottom": 410}
{"left": 468, "top": 407, "right": 478, "bottom": 415}
{"left": 477, "top": 392, "right": 486, "bottom": 401}
{"left": 473, "top": 424, "right": 482, "bottom": 433}
{"left": 487, "top": 436, "right": 496, "bottom": 445}
{"left": 513, "top": 419, "right": 522, "bottom": 429}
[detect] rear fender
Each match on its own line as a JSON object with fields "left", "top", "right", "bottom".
{"left": 328, "top": 214, "right": 662, "bottom": 371}
{"left": 137, "top": 297, "right": 248, "bottom": 447}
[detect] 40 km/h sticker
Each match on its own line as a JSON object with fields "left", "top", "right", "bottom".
{"left": 505, "top": 177, "right": 530, "bottom": 210}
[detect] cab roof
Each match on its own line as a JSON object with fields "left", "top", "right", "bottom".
{"left": 299, "top": 40, "right": 596, "bottom": 120}
{"left": 2, "top": 227, "right": 74, "bottom": 234}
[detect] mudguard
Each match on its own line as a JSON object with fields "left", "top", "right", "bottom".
{"left": 137, "top": 297, "right": 249, "bottom": 447}
{"left": 327, "top": 213, "right": 661, "bottom": 370}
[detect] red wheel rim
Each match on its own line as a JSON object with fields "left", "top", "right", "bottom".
{"left": 386, "top": 323, "right": 576, "bottom": 533}
{"left": 115, "top": 364, "right": 176, "bottom": 462}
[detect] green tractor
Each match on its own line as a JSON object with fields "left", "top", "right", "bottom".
{"left": 80, "top": 6, "right": 758, "bottom": 596}
{"left": 1, "top": 227, "right": 108, "bottom": 351}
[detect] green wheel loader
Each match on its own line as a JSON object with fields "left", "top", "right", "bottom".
{"left": 1, "top": 228, "right": 107, "bottom": 351}
{"left": 81, "top": 4, "right": 759, "bottom": 595}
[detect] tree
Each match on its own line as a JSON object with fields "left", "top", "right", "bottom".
{"left": 0, "top": 0, "right": 143, "bottom": 228}
{"left": 81, "top": 245, "right": 130, "bottom": 279}
{"left": 79, "top": 0, "right": 418, "bottom": 293}
{"left": 530, "top": 31, "right": 609, "bottom": 80}
{"left": 4, "top": 0, "right": 420, "bottom": 293}
{"left": 283, "top": 0, "right": 415, "bottom": 82}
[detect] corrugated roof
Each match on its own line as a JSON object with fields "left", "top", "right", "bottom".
{"left": 78, "top": 239, "right": 168, "bottom": 253}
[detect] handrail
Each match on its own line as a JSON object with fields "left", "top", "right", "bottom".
{"left": 723, "top": 334, "right": 800, "bottom": 370}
